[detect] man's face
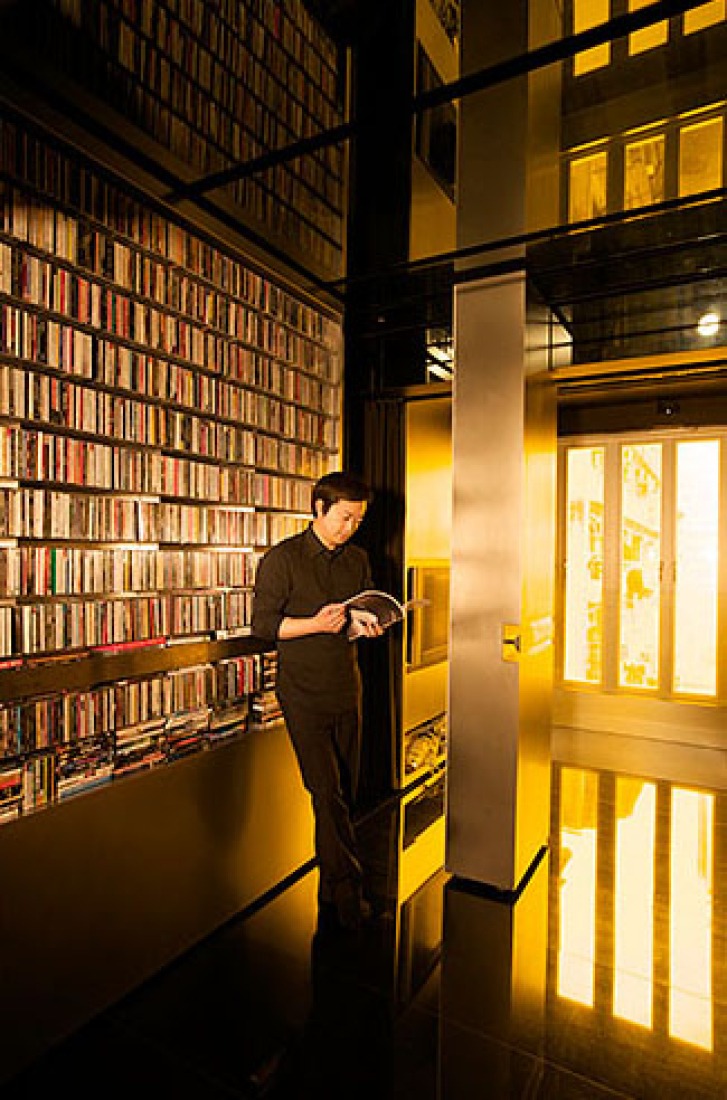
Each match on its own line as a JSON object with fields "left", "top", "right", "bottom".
{"left": 314, "top": 498, "right": 367, "bottom": 548}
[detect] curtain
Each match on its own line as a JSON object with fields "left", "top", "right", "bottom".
{"left": 356, "top": 397, "right": 406, "bottom": 810}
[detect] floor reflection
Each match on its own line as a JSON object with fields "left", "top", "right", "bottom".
{"left": 2, "top": 734, "right": 724, "bottom": 1099}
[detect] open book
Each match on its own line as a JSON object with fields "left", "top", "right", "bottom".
{"left": 344, "top": 590, "right": 428, "bottom": 640}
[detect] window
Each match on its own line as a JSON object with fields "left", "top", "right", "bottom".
{"left": 679, "top": 116, "right": 724, "bottom": 196}
{"left": 628, "top": 0, "right": 668, "bottom": 55}
{"left": 684, "top": 0, "right": 725, "bottom": 35}
{"left": 563, "top": 447, "right": 604, "bottom": 683}
{"left": 669, "top": 788, "right": 714, "bottom": 1051}
{"left": 560, "top": 434, "right": 721, "bottom": 700}
{"left": 415, "top": 44, "right": 456, "bottom": 200}
{"left": 568, "top": 150, "right": 608, "bottom": 222}
{"left": 624, "top": 133, "right": 665, "bottom": 208}
{"left": 573, "top": 0, "right": 611, "bottom": 75}
{"left": 674, "top": 440, "right": 719, "bottom": 694}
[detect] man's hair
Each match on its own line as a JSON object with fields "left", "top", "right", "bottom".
{"left": 312, "top": 471, "right": 372, "bottom": 515}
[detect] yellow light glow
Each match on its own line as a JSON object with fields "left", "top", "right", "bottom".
{"left": 619, "top": 443, "right": 662, "bottom": 690}
{"left": 613, "top": 778, "right": 655, "bottom": 1028}
{"left": 573, "top": 0, "right": 611, "bottom": 75}
{"left": 674, "top": 440, "right": 718, "bottom": 695}
{"left": 684, "top": 0, "right": 725, "bottom": 35}
{"left": 557, "top": 767, "right": 598, "bottom": 1006}
{"left": 628, "top": 0, "right": 668, "bottom": 54}
{"left": 669, "top": 788, "right": 714, "bottom": 1051}
{"left": 563, "top": 447, "right": 604, "bottom": 684}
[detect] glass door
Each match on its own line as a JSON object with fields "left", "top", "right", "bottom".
{"left": 559, "top": 432, "right": 722, "bottom": 702}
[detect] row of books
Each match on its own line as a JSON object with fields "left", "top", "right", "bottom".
{"left": 37, "top": 0, "right": 345, "bottom": 271}
{"left": 121, "top": 58, "right": 345, "bottom": 214}
{"left": 225, "top": 178, "right": 343, "bottom": 273}
{"left": 0, "top": 427, "right": 325, "bottom": 507}
{"left": 1, "top": 216, "right": 343, "bottom": 359}
{"left": 0, "top": 126, "right": 343, "bottom": 347}
{"left": 0, "top": 356, "right": 339, "bottom": 449}
{"left": 0, "top": 545, "right": 262, "bottom": 598}
{"left": 1, "top": 253, "right": 339, "bottom": 375}
{"left": 0, "top": 649, "right": 279, "bottom": 819}
{"left": 0, "top": 489, "right": 310, "bottom": 544}
{"left": 0, "top": 589, "right": 253, "bottom": 656}
{"left": 166, "top": 0, "right": 339, "bottom": 74}
{"left": 56, "top": 0, "right": 342, "bottom": 142}
{"left": 0, "top": 363, "right": 337, "bottom": 464}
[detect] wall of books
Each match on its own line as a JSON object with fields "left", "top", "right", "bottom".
{"left": 0, "top": 107, "right": 342, "bottom": 824}
{"left": 24, "top": 0, "right": 346, "bottom": 279}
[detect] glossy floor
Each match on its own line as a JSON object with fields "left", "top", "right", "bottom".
{"left": 4, "top": 731, "right": 725, "bottom": 1099}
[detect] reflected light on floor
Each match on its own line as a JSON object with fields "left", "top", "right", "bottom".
{"left": 614, "top": 778, "right": 655, "bottom": 1028}
{"left": 557, "top": 768, "right": 597, "bottom": 1006}
{"left": 669, "top": 787, "right": 714, "bottom": 1052}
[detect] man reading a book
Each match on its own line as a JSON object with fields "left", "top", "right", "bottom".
{"left": 251, "top": 471, "right": 383, "bottom": 931}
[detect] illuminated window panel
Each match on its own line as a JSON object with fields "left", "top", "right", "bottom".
{"left": 619, "top": 444, "right": 661, "bottom": 690}
{"left": 679, "top": 116, "right": 724, "bottom": 196}
{"left": 557, "top": 768, "right": 598, "bottom": 1007}
{"left": 564, "top": 447, "right": 604, "bottom": 684}
{"left": 670, "top": 788, "right": 714, "bottom": 1051}
{"left": 674, "top": 441, "right": 719, "bottom": 695}
{"left": 624, "top": 134, "right": 665, "bottom": 209}
{"left": 613, "top": 778, "right": 655, "bottom": 1028}
{"left": 628, "top": 0, "right": 668, "bottom": 54}
{"left": 569, "top": 150, "right": 608, "bottom": 225}
{"left": 684, "top": 0, "right": 726, "bottom": 34}
{"left": 573, "top": 0, "right": 611, "bottom": 75}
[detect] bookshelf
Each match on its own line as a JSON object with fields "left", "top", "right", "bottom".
{"left": 0, "top": 105, "right": 342, "bottom": 825}
{"left": 15, "top": 0, "right": 347, "bottom": 280}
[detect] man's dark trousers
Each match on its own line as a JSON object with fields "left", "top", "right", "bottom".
{"left": 281, "top": 702, "right": 363, "bottom": 906}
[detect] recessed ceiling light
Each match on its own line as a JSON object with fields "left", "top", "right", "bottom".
{"left": 697, "top": 311, "right": 720, "bottom": 337}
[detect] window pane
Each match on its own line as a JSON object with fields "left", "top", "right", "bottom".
{"left": 614, "top": 778, "right": 655, "bottom": 1028}
{"left": 557, "top": 768, "right": 598, "bottom": 1007}
{"left": 624, "top": 134, "right": 665, "bottom": 209}
{"left": 573, "top": 0, "right": 611, "bottom": 75}
{"left": 564, "top": 447, "right": 604, "bottom": 684}
{"left": 674, "top": 440, "right": 718, "bottom": 695}
{"left": 629, "top": 0, "right": 668, "bottom": 54}
{"left": 684, "top": 1, "right": 725, "bottom": 34}
{"left": 670, "top": 788, "right": 714, "bottom": 1051}
{"left": 620, "top": 444, "right": 661, "bottom": 689}
{"left": 569, "top": 152, "right": 608, "bottom": 223}
{"left": 679, "top": 116, "right": 724, "bottom": 196}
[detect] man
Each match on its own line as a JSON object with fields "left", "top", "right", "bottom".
{"left": 251, "top": 471, "right": 382, "bottom": 931}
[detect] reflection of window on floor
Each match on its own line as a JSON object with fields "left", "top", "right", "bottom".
{"left": 573, "top": 0, "right": 611, "bottom": 75}
{"left": 614, "top": 777, "right": 655, "bottom": 1027}
{"left": 628, "top": 0, "right": 668, "bottom": 55}
{"left": 560, "top": 435, "right": 720, "bottom": 699}
{"left": 557, "top": 767, "right": 598, "bottom": 1007}
{"left": 679, "top": 115, "right": 724, "bottom": 196}
{"left": 684, "top": 0, "right": 726, "bottom": 35}
{"left": 670, "top": 787, "right": 714, "bottom": 1051}
{"left": 555, "top": 766, "right": 715, "bottom": 1053}
{"left": 568, "top": 149, "right": 608, "bottom": 223}
{"left": 624, "top": 132, "right": 665, "bottom": 208}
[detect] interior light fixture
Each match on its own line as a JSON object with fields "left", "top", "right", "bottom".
{"left": 697, "top": 312, "right": 720, "bottom": 337}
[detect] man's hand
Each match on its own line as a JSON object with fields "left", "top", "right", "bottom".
{"left": 314, "top": 602, "right": 348, "bottom": 634}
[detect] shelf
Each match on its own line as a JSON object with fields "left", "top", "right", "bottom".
{"left": 0, "top": 633, "right": 270, "bottom": 704}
